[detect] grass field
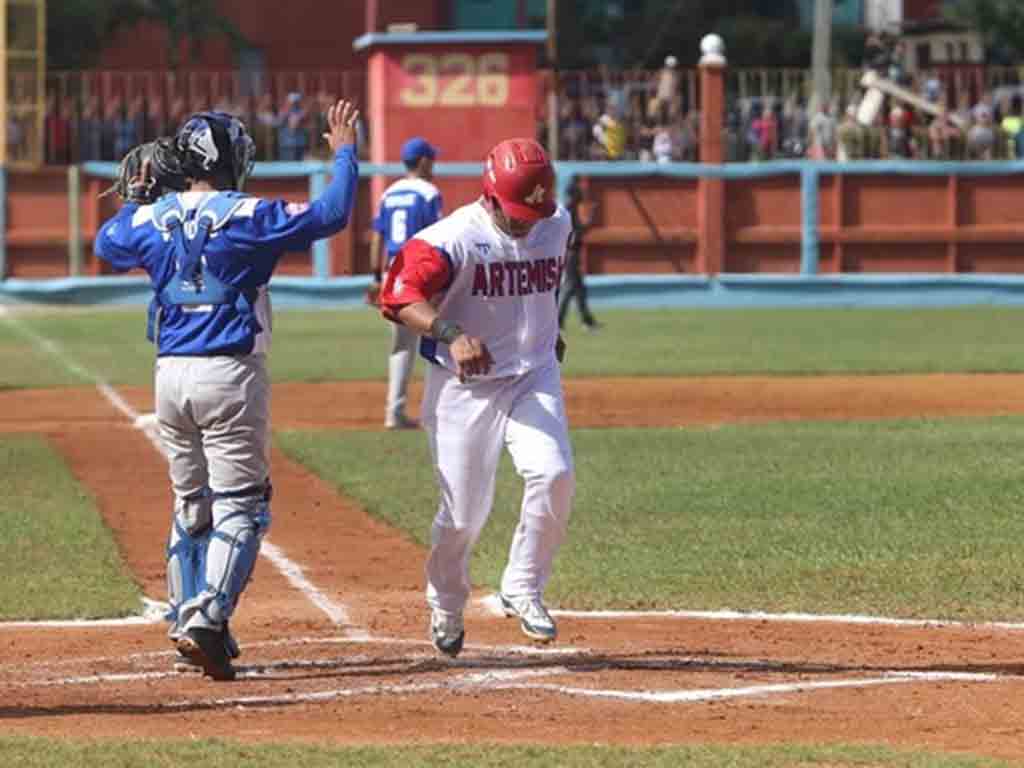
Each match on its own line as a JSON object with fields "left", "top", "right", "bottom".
{"left": 0, "top": 435, "right": 141, "bottom": 620}
{"left": 0, "top": 738, "right": 1013, "bottom": 768}
{"left": 5, "top": 306, "right": 1024, "bottom": 388}
{"left": 279, "top": 417, "right": 1024, "bottom": 621}
{"left": 4, "top": 305, "right": 1024, "bottom": 765}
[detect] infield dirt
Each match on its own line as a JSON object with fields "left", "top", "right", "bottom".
{"left": 2, "top": 376, "right": 1024, "bottom": 759}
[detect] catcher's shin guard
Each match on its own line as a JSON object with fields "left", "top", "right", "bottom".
{"left": 176, "top": 485, "right": 272, "bottom": 631}
{"left": 165, "top": 490, "right": 213, "bottom": 637}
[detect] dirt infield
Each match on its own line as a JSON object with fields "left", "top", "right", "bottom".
{"left": 3, "top": 376, "right": 1024, "bottom": 759}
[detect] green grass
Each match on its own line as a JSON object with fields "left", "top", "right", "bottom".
{"left": 0, "top": 739, "right": 1011, "bottom": 768}
{"left": 0, "top": 435, "right": 141, "bottom": 619}
{"left": 279, "top": 416, "right": 1024, "bottom": 622}
{"left": 6, "top": 306, "right": 1024, "bottom": 388}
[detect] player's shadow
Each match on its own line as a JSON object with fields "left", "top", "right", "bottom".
{"left": 3, "top": 647, "right": 1024, "bottom": 720}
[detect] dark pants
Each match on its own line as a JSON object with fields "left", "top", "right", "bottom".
{"left": 558, "top": 247, "right": 596, "bottom": 328}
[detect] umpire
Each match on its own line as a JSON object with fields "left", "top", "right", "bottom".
{"left": 94, "top": 100, "right": 361, "bottom": 680}
{"left": 558, "top": 179, "right": 600, "bottom": 331}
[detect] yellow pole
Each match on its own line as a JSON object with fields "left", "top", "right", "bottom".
{"left": 0, "top": 1, "right": 8, "bottom": 167}
{"left": 36, "top": 0, "right": 46, "bottom": 167}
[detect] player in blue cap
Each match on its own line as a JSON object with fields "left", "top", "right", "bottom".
{"left": 367, "top": 137, "right": 444, "bottom": 429}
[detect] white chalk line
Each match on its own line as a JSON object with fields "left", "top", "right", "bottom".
{"left": 502, "top": 670, "right": 1004, "bottom": 705}
{"left": 0, "top": 633, "right": 584, "bottom": 675}
{"left": 9, "top": 660, "right": 1008, "bottom": 711}
{"left": 477, "top": 594, "right": 1024, "bottom": 632}
{"left": 0, "top": 310, "right": 362, "bottom": 637}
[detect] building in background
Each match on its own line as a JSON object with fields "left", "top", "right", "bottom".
{"left": 798, "top": 0, "right": 864, "bottom": 28}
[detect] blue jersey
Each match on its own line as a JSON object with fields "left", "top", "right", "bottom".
{"left": 95, "top": 145, "right": 358, "bottom": 357}
{"left": 371, "top": 177, "right": 443, "bottom": 263}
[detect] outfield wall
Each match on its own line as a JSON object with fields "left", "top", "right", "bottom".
{"left": 4, "top": 160, "right": 1024, "bottom": 307}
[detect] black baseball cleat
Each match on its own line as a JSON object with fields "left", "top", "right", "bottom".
{"left": 174, "top": 624, "right": 238, "bottom": 671}
{"left": 176, "top": 627, "right": 237, "bottom": 681}
{"left": 430, "top": 609, "right": 465, "bottom": 658}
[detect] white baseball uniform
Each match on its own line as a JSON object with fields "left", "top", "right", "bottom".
{"left": 380, "top": 198, "right": 575, "bottom": 615}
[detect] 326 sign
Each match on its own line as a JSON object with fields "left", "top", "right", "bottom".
{"left": 397, "top": 52, "right": 511, "bottom": 108}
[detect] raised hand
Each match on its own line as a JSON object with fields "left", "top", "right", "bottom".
{"left": 323, "top": 99, "right": 360, "bottom": 153}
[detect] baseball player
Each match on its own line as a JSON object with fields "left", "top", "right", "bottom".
{"left": 367, "top": 137, "right": 444, "bottom": 429}
{"left": 94, "top": 100, "right": 361, "bottom": 680}
{"left": 558, "top": 178, "right": 601, "bottom": 332}
{"left": 379, "top": 138, "right": 575, "bottom": 658}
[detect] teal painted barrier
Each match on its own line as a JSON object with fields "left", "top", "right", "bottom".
{"left": 7, "top": 273, "right": 1024, "bottom": 309}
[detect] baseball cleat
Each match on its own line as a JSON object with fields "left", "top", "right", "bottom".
{"left": 499, "top": 593, "right": 557, "bottom": 643}
{"left": 386, "top": 413, "right": 419, "bottom": 430}
{"left": 430, "top": 609, "right": 465, "bottom": 658}
{"left": 173, "top": 650, "right": 203, "bottom": 673}
{"left": 175, "top": 624, "right": 239, "bottom": 670}
{"left": 176, "top": 627, "right": 237, "bottom": 681}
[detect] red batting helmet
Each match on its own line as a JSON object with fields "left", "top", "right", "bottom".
{"left": 482, "top": 138, "right": 556, "bottom": 222}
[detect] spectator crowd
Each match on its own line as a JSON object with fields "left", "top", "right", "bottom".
{"left": 549, "top": 53, "right": 1024, "bottom": 164}
{"left": 20, "top": 88, "right": 367, "bottom": 165}
{"left": 14, "top": 48, "right": 1024, "bottom": 166}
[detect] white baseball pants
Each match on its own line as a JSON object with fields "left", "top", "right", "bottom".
{"left": 386, "top": 322, "right": 418, "bottom": 424}
{"left": 421, "top": 360, "right": 575, "bottom": 615}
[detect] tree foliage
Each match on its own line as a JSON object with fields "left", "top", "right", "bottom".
{"left": 556, "top": 0, "right": 811, "bottom": 69}
{"left": 946, "top": 0, "right": 1024, "bottom": 62}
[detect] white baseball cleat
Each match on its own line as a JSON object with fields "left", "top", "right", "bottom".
{"left": 499, "top": 593, "right": 557, "bottom": 643}
{"left": 430, "top": 609, "right": 465, "bottom": 658}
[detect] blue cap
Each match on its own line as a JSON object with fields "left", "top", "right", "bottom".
{"left": 401, "top": 137, "right": 438, "bottom": 165}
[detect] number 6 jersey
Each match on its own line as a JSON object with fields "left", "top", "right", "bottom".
{"left": 372, "top": 177, "right": 444, "bottom": 266}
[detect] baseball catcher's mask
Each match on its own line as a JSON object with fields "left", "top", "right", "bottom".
{"left": 175, "top": 111, "right": 256, "bottom": 191}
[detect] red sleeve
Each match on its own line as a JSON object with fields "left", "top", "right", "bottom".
{"left": 379, "top": 238, "right": 453, "bottom": 322}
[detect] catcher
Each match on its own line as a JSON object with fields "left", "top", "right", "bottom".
{"left": 367, "top": 137, "right": 443, "bottom": 429}
{"left": 95, "top": 102, "right": 361, "bottom": 680}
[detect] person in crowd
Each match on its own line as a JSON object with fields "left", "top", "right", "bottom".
{"left": 887, "top": 104, "right": 912, "bottom": 158}
{"left": 750, "top": 104, "right": 778, "bottom": 162}
{"left": 1000, "top": 95, "right": 1023, "bottom": 159}
{"left": 593, "top": 109, "right": 627, "bottom": 160}
{"left": 836, "top": 104, "right": 865, "bottom": 162}
{"left": 928, "top": 107, "right": 962, "bottom": 160}
{"left": 44, "top": 92, "right": 71, "bottom": 165}
{"left": 967, "top": 104, "right": 997, "bottom": 160}
{"left": 147, "top": 94, "right": 169, "bottom": 139}
{"left": 277, "top": 92, "right": 309, "bottom": 161}
{"left": 648, "top": 55, "right": 681, "bottom": 123}
{"left": 808, "top": 101, "right": 837, "bottom": 161}
{"left": 113, "top": 95, "right": 145, "bottom": 160}
{"left": 78, "top": 95, "right": 103, "bottom": 162}
{"left": 252, "top": 92, "right": 278, "bottom": 161}
{"left": 560, "top": 99, "right": 590, "bottom": 161}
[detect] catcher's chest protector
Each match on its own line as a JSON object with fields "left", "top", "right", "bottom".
{"left": 147, "top": 192, "right": 257, "bottom": 342}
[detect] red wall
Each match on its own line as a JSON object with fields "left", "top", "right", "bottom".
{"left": 903, "top": 0, "right": 943, "bottom": 22}
{"left": 9, "top": 171, "right": 1024, "bottom": 279}
{"left": 97, "top": 0, "right": 447, "bottom": 71}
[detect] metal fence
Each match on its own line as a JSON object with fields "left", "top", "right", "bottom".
{"left": 10, "top": 65, "right": 1024, "bottom": 166}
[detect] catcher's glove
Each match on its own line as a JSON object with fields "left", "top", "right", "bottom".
{"left": 103, "top": 137, "right": 188, "bottom": 204}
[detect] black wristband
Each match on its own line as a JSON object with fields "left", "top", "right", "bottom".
{"left": 372, "top": 269, "right": 381, "bottom": 282}
{"left": 429, "top": 317, "right": 464, "bottom": 345}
